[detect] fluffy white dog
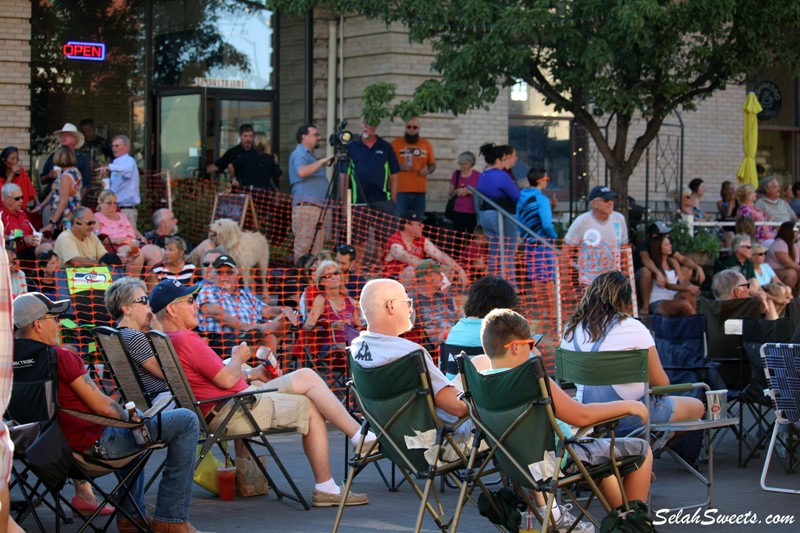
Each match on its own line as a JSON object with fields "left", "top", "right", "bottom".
{"left": 209, "top": 218, "right": 270, "bottom": 292}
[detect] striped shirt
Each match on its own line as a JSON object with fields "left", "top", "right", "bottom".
{"left": 150, "top": 262, "right": 196, "bottom": 285}
{"left": 118, "top": 327, "right": 169, "bottom": 397}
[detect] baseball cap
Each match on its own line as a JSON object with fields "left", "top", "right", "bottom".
{"left": 403, "top": 211, "right": 422, "bottom": 224}
{"left": 647, "top": 221, "right": 672, "bottom": 238}
{"left": 589, "top": 186, "right": 618, "bottom": 202}
{"left": 213, "top": 254, "right": 237, "bottom": 269}
{"left": 415, "top": 259, "right": 441, "bottom": 278}
{"left": 13, "top": 292, "right": 71, "bottom": 329}
{"left": 149, "top": 279, "right": 201, "bottom": 314}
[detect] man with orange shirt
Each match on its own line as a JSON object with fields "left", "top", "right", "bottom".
{"left": 391, "top": 117, "right": 435, "bottom": 218}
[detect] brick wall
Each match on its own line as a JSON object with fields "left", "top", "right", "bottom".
{"left": 0, "top": 1, "right": 31, "bottom": 166}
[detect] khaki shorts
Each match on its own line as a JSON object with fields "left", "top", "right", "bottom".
{"left": 215, "top": 373, "right": 312, "bottom": 437}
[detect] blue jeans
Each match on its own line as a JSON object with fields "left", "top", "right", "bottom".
{"left": 582, "top": 385, "right": 675, "bottom": 437}
{"left": 89, "top": 408, "right": 199, "bottom": 523}
{"left": 395, "top": 192, "right": 426, "bottom": 218}
{"left": 478, "top": 209, "right": 519, "bottom": 283}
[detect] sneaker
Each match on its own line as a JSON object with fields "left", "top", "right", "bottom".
{"left": 312, "top": 485, "right": 369, "bottom": 507}
{"left": 540, "top": 504, "right": 595, "bottom": 533}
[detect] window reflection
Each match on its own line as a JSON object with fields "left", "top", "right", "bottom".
{"left": 153, "top": 0, "right": 273, "bottom": 89}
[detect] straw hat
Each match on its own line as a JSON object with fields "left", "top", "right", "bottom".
{"left": 53, "top": 123, "right": 85, "bottom": 149}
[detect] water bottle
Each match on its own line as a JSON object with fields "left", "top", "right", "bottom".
{"left": 125, "top": 401, "right": 150, "bottom": 446}
{"left": 256, "top": 347, "right": 282, "bottom": 378}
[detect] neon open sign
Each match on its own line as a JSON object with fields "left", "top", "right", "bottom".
{"left": 62, "top": 41, "right": 106, "bottom": 61}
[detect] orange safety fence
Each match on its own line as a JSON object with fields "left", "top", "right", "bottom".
{"left": 10, "top": 170, "right": 636, "bottom": 399}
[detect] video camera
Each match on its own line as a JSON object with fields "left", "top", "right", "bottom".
{"left": 329, "top": 121, "right": 353, "bottom": 157}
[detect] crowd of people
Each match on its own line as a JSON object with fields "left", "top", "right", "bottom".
{"left": 6, "top": 117, "right": 800, "bottom": 531}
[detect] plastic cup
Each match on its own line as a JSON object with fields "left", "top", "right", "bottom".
{"left": 101, "top": 177, "right": 110, "bottom": 190}
{"left": 129, "top": 240, "right": 139, "bottom": 254}
{"left": 217, "top": 466, "right": 236, "bottom": 501}
{"left": 53, "top": 165, "right": 61, "bottom": 175}
{"left": 31, "top": 231, "right": 42, "bottom": 246}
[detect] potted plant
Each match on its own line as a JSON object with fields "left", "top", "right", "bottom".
{"left": 666, "top": 217, "right": 721, "bottom": 267}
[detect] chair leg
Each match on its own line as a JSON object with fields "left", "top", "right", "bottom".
{"left": 248, "top": 437, "right": 311, "bottom": 510}
{"left": 331, "top": 463, "right": 359, "bottom": 533}
{"left": 760, "top": 423, "right": 800, "bottom": 495}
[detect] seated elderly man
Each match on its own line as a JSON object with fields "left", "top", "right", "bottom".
{"left": 53, "top": 207, "right": 144, "bottom": 276}
{"left": 1, "top": 183, "right": 50, "bottom": 261}
{"left": 196, "top": 254, "right": 296, "bottom": 355}
{"left": 141, "top": 208, "right": 191, "bottom": 267}
{"left": 383, "top": 211, "right": 468, "bottom": 287}
{"left": 11, "top": 292, "right": 201, "bottom": 533}
{"left": 715, "top": 233, "right": 776, "bottom": 318}
{"left": 352, "top": 278, "right": 467, "bottom": 421}
{"left": 150, "top": 278, "right": 371, "bottom": 507}
{"left": 407, "top": 260, "right": 463, "bottom": 348}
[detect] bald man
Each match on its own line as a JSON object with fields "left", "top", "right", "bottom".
{"left": 351, "top": 279, "right": 467, "bottom": 420}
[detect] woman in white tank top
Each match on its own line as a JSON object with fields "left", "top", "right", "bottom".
{"left": 647, "top": 233, "right": 700, "bottom": 316}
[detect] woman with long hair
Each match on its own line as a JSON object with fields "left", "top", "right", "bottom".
{"left": 646, "top": 234, "right": 699, "bottom": 316}
{"left": 41, "top": 146, "right": 82, "bottom": 235}
{"left": 752, "top": 241, "right": 791, "bottom": 315}
{"left": 476, "top": 143, "right": 520, "bottom": 284}
{"left": 1, "top": 146, "right": 41, "bottom": 226}
{"left": 560, "top": 271, "right": 704, "bottom": 437}
{"left": 766, "top": 221, "right": 800, "bottom": 293}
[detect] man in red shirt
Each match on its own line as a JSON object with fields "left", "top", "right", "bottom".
{"left": 1, "top": 183, "right": 48, "bottom": 261}
{"left": 11, "top": 292, "right": 202, "bottom": 533}
{"left": 151, "top": 279, "right": 372, "bottom": 507}
{"left": 383, "top": 211, "right": 468, "bottom": 286}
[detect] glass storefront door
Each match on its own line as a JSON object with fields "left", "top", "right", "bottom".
{"left": 211, "top": 97, "right": 273, "bottom": 165}
{"left": 157, "top": 89, "right": 205, "bottom": 178}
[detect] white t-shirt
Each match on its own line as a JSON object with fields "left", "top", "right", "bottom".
{"left": 560, "top": 317, "right": 654, "bottom": 401}
{"left": 350, "top": 330, "right": 460, "bottom": 424}
{"left": 564, "top": 211, "right": 628, "bottom": 285}
{"left": 649, "top": 268, "right": 678, "bottom": 304}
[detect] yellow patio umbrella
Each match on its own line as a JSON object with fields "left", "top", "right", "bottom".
{"left": 736, "top": 92, "right": 762, "bottom": 187}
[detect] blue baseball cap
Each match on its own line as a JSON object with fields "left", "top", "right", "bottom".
{"left": 149, "top": 279, "right": 200, "bottom": 314}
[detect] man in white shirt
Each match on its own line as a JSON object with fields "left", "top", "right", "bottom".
{"left": 755, "top": 176, "right": 797, "bottom": 224}
{"left": 98, "top": 135, "right": 140, "bottom": 230}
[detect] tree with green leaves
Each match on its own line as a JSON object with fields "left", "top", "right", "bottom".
{"left": 269, "top": 0, "right": 800, "bottom": 203}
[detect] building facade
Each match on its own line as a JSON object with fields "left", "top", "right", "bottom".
{"left": 0, "top": 2, "right": 795, "bottom": 220}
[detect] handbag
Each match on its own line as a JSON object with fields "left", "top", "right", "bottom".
{"left": 25, "top": 420, "right": 74, "bottom": 492}
{"left": 193, "top": 445, "right": 224, "bottom": 495}
{"left": 445, "top": 170, "right": 459, "bottom": 220}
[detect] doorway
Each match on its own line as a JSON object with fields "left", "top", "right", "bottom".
{"left": 154, "top": 88, "right": 274, "bottom": 177}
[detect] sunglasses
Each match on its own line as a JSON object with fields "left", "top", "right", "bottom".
{"left": 130, "top": 295, "right": 149, "bottom": 305}
{"left": 755, "top": 252, "right": 766, "bottom": 256}
{"left": 740, "top": 245, "right": 752, "bottom": 249}
{"left": 405, "top": 126, "right": 419, "bottom": 130}
{"left": 12, "top": 195, "right": 23, "bottom": 201}
{"left": 74, "top": 220, "right": 96, "bottom": 226}
{"left": 503, "top": 338, "right": 540, "bottom": 350}
{"left": 321, "top": 272, "right": 341, "bottom": 280}
{"left": 202, "top": 261, "right": 211, "bottom": 267}
{"left": 337, "top": 244, "right": 356, "bottom": 255}
{"left": 736, "top": 283, "right": 750, "bottom": 288}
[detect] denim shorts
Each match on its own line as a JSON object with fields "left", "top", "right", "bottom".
{"left": 582, "top": 385, "right": 675, "bottom": 437}
{"left": 563, "top": 437, "right": 649, "bottom": 476}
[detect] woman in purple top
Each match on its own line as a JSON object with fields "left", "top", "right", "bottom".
{"left": 476, "top": 143, "right": 521, "bottom": 283}
{"left": 447, "top": 151, "right": 481, "bottom": 234}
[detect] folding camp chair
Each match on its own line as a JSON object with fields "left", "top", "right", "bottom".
{"left": 759, "top": 343, "right": 800, "bottom": 494}
{"left": 7, "top": 340, "right": 166, "bottom": 533}
{"left": 439, "top": 342, "right": 484, "bottom": 380}
{"left": 334, "top": 349, "right": 491, "bottom": 533}
{"left": 93, "top": 326, "right": 161, "bottom": 409}
{"left": 555, "top": 347, "right": 737, "bottom": 511}
{"left": 458, "top": 353, "right": 638, "bottom": 532}
{"left": 144, "top": 330, "right": 311, "bottom": 510}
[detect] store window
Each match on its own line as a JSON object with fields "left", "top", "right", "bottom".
{"left": 749, "top": 68, "right": 800, "bottom": 182}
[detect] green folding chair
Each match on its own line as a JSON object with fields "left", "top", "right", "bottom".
{"left": 458, "top": 353, "right": 640, "bottom": 532}
{"left": 554, "top": 347, "right": 737, "bottom": 511}
{"left": 334, "top": 349, "right": 491, "bottom": 533}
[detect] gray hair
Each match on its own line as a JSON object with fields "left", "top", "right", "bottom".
{"left": 712, "top": 269, "right": 746, "bottom": 301}
{"left": 112, "top": 135, "right": 130, "bottom": 147}
{"left": 457, "top": 151, "right": 476, "bottom": 166}
{"left": 164, "top": 236, "right": 186, "bottom": 254}
{"left": 153, "top": 208, "right": 170, "bottom": 227}
{"left": 761, "top": 176, "right": 779, "bottom": 190}
{"left": 105, "top": 276, "right": 147, "bottom": 321}
{"left": 70, "top": 206, "right": 92, "bottom": 223}
{"left": 731, "top": 233, "right": 753, "bottom": 252}
{"left": 1, "top": 182, "right": 22, "bottom": 200}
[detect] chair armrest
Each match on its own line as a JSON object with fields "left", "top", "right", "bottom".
{"left": 577, "top": 414, "right": 629, "bottom": 439}
{"left": 651, "top": 383, "right": 697, "bottom": 396}
{"left": 61, "top": 408, "right": 143, "bottom": 429}
{"left": 198, "top": 387, "right": 278, "bottom": 405}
